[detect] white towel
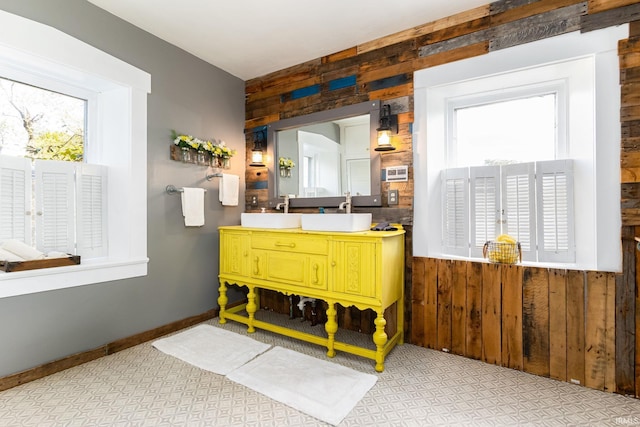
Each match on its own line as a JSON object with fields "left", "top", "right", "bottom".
{"left": 219, "top": 173, "right": 239, "bottom": 206}
{"left": 181, "top": 187, "right": 206, "bottom": 227}
{"left": 46, "top": 251, "right": 71, "bottom": 259}
{"left": 1, "top": 239, "right": 45, "bottom": 260}
{"left": 0, "top": 247, "right": 25, "bottom": 262}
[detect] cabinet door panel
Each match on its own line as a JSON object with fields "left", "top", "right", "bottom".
{"left": 220, "top": 232, "right": 249, "bottom": 276}
{"left": 333, "top": 241, "right": 376, "bottom": 297}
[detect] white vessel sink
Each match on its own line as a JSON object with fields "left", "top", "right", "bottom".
{"left": 241, "top": 213, "right": 302, "bottom": 229}
{"left": 301, "top": 213, "right": 372, "bottom": 232}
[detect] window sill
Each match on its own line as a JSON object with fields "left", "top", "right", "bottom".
{"left": 427, "top": 253, "right": 589, "bottom": 271}
{"left": 0, "top": 257, "right": 149, "bottom": 299}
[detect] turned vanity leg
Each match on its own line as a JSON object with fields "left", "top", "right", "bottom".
{"left": 325, "top": 301, "right": 338, "bottom": 357}
{"left": 373, "top": 310, "right": 388, "bottom": 372}
{"left": 218, "top": 281, "right": 228, "bottom": 324}
{"left": 246, "top": 285, "right": 257, "bottom": 333}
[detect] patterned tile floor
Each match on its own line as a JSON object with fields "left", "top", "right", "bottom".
{"left": 1, "top": 315, "right": 640, "bottom": 426}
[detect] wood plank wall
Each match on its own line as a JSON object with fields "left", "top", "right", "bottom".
{"left": 411, "top": 259, "right": 618, "bottom": 392}
{"left": 244, "top": 0, "right": 640, "bottom": 396}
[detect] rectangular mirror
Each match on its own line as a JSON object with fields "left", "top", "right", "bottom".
{"left": 266, "top": 100, "right": 382, "bottom": 209}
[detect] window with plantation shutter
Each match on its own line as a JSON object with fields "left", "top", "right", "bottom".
{"left": 76, "top": 164, "right": 107, "bottom": 258}
{"left": 35, "top": 160, "right": 75, "bottom": 254}
{"left": 416, "top": 27, "right": 623, "bottom": 271}
{"left": 441, "top": 160, "right": 573, "bottom": 262}
{"left": 502, "top": 163, "right": 536, "bottom": 261}
{"left": 0, "top": 10, "right": 149, "bottom": 298}
{"left": 470, "top": 166, "right": 499, "bottom": 258}
{"left": 0, "top": 156, "right": 31, "bottom": 244}
{"left": 0, "top": 156, "right": 108, "bottom": 258}
{"left": 537, "top": 159, "right": 574, "bottom": 263}
{"left": 441, "top": 167, "right": 468, "bottom": 256}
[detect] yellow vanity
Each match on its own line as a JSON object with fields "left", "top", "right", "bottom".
{"left": 218, "top": 225, "right": 405, "bottom": 372}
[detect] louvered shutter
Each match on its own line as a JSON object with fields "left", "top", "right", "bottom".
{"left": 536, "top": 159, "right": 574, "bottom": 263}
{"left": 441, "top": 167, "right": 469, "bottom": 256}
{"left": 76, "top": 163, "right": 107, "bottom": 258}
{"left": 0, "top": 155, "right": 32, "bottom": 244}
{"left": 469, "top": 166, "right": 500, "bottom": 258}
{"left": 502, "top": 162, "right": 536, "bottom": 261}
{"left": 34, "top": 160, "right": 75, "bottom": 254}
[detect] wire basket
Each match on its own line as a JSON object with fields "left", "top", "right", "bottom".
{"left": 482, "top": 241, "right": 522, "bottom": 264}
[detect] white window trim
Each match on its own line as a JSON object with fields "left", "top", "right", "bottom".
{"left": 413, "top": 25, "right": 626, "bottom": 272}
{"left": 0, "top": 10, "right": 150, "bottom": 298}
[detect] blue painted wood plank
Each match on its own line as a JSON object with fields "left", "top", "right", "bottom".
{"left": 248, "top": 180, "right": 268, "bottom": 190}
{"left": 290, "top": 84, "right": 321, "bottom": 100}
{"left": 329, "top": 75, "right": 357, "bottom": 91}
{"left": 244, "top": 125, "right": 268, "bottom": 134}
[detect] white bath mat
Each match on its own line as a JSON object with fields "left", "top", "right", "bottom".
{"left": 152, "top": 324, "right": 270, "bottom": 375}
{"left": 226, "top": 346, "right": 377, "bottom": 426}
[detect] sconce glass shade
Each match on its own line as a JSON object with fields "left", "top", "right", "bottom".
{"left": 250, "top": 148, "right": 264, "bottom": 166}
{"left": 376, "top": 129, "right": 394, "bottom": 151}
{"left": 375, "top": 104, "right": 397, "bottom": 152}
{"left": 249, "top": 130, "right": 266, "bottom": 167}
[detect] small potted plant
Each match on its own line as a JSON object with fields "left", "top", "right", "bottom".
{"left": 208, "top": 140, "right": 236, "bottom": 169}
{"left": 279, "top": 157, "right": 295, "bottom": 178}
{"left": 171, "top": 131, "right": 196, "bottom": 162}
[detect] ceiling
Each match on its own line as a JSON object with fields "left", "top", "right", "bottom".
{"left": 87, "top": 0, "right": 490, "bottom": 81}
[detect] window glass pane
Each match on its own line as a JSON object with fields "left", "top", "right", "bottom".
{"left": 0, "top": 77, "right": 85, "bottom": 161}
{"left": 454, "top": 94, "right": 556, "bottom": 167}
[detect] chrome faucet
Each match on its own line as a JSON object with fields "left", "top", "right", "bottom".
{"left": 275, "top": 195, "right": 290, "bottom": 214}
{"left": 338, "top": 192, "right": 352, "bottom": 214}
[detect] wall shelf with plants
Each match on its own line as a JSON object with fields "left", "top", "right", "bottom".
{"left": 170, "top": 130, "right": 236, "bottom": 168}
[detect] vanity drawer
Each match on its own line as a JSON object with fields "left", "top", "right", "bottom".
{"left": 255, "top": 251, "right": 327, "bottom": 290}
{"left": 251, "top": 234, "right": 328, "bottom": 255}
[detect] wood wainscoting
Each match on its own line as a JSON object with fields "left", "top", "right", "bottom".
{"left": 411, "top": 257, "right": 619, "bottom": 394}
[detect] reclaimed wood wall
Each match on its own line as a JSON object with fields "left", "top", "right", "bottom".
{"left": 620, "top": 20, "right": 640, "bottom": 397}
{"left": 411, "top": 259, "right": 618, "bottom": 392}
{"left": 244, "top": 0, "right": 640, "bottom": 396}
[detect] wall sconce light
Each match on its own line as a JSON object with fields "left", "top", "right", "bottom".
{"left": 375, "top": 104, "right": 397, "bottom": 152}
{"left": 250, "top": 129, "right": 266, "bottom": 167}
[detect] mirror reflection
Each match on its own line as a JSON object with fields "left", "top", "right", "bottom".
{"left": 276, "top": 114, "right": 370, "bottom": 198}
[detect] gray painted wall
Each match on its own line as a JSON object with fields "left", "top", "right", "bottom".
{"left": 0, "top": 0, "right": 245, "bottom": 376}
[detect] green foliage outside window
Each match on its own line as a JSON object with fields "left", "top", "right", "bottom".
{"left": 0, "top": 77, "right": 85, "bottom": 162}
{"left": 28, "top": 130, "right": 83, "bottom": 161}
